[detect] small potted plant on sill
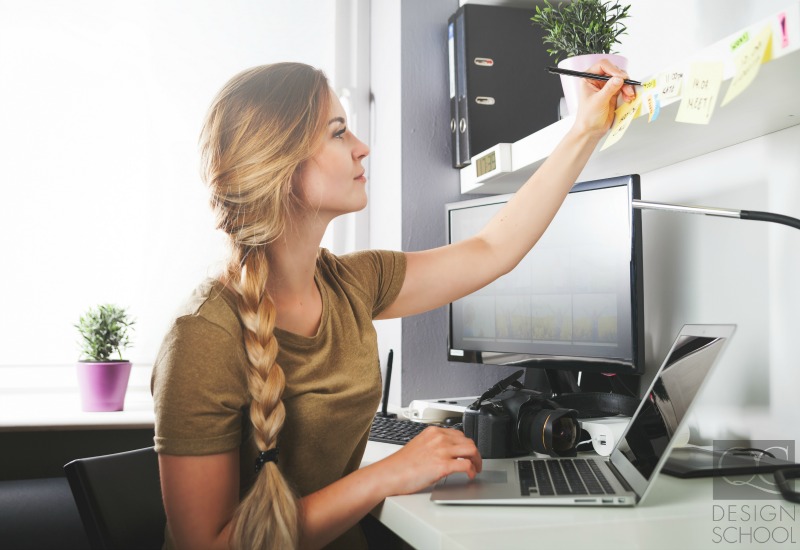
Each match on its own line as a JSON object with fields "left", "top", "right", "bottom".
{"left": 75, "top": 304, "right": 135, "bottom": 412}
{"left": 531, "top": 0, "right": 632, "bottom": 115}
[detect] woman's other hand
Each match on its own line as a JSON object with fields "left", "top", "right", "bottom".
{"left": 378, "top": 425, "right": 483, "bottom": 495}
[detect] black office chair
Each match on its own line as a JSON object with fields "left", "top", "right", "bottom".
{"left": 64, "top": 446, "right": 166, "bottom": 550}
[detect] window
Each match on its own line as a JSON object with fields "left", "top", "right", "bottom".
{"left": 0, "top": 1, "right": 338, "bottom": 367}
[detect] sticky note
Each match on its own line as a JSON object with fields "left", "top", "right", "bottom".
{"left": 779, "top": 12, "right": 789, "bottom": 48}
{"left": 675, "top": 62, "right": 724, "bottom": 124}
{"left": 601, "top": 95, "right": 643, "bottom": 151}
{"left": 721, "top": 26, "right": 773, "bottom": 106}
{"left": 642, "top": 78, "right": 657, "bottom": 91}
{"left": 729, "top": 31, "right": 751, "bottom": 53}
{"left": 658, "top": 72, "right": 684, "bottom": 100}
{"left": 645, "top": 92, "right": 661, "bottom": 122}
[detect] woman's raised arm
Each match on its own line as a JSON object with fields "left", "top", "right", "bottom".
{"left": 378, "top": 60, "right": 635, "bottom": 321}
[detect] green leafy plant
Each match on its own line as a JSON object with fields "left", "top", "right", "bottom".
{"left": 531, "top": 0, "right": 631, "bottom": 63}
{"left": 75, "top": 304, "right": 135, "bottom": 362}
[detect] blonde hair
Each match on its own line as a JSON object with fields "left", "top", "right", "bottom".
{"left": 199, "top": 62, "right": 330, "bottom": 549}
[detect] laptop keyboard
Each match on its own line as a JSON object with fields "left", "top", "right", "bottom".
{"left": 518, "top": 458, "right": 615, "bottom": 496}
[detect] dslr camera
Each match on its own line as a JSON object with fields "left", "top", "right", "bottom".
{"left": 463, "top": 374, "right": 580, "bottom": 459}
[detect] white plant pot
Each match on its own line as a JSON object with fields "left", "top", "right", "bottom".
{"left": 557, "top": 53, "right": 628, "bottom": 117}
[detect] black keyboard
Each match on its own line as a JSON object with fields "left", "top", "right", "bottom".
{"left": 369, "top": 415, "right": 430, "bottom": 445}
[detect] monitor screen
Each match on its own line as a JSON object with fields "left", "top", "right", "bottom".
{"left": 446, "top": 174, "right": 644, "bottom": 375}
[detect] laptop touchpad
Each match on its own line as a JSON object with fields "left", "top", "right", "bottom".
{"left": 474, "top": 470, "right": 507, "bottom": 483}
{"left": 442, "top": 469, "right": 508, "bottom": 488}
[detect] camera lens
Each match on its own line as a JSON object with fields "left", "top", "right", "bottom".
{"left": 551, "top": 415, "right": 578, "bottom": 452}
{"left": 519, "top": 408, "right": 580, "bottom": 457}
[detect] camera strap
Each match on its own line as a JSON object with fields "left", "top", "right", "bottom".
{"left": 469, "top": 370, "right": 526, "bottom": 410}
{"left": 551, "top": 391, "right": 640, "bottom": 418}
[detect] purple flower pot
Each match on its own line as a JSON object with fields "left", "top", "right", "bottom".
{"left": 76, "top": 361, "right": 132, "bottom": 412}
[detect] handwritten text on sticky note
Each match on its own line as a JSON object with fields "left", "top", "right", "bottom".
{"left": 659, "top": 72, "right": 684, "bottom": 100}
{"left": 721, "top": 26, "right": 773, "bottom": 106}
{"left": 675, "top": 62, "right": 724, "bottom": 124}
{"left": 601, "top": 95, "right": 643, "bottom": 151}
{"left": 645, "top": 92, "right": 661, "bottom": 122}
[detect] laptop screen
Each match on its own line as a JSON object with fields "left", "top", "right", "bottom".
{"left": 614, "top": 333, "right": 730, "bottom": 481}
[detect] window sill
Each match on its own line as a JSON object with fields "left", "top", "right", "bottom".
{"left": 0, "top": 364, "right": 154, "bottom": 432}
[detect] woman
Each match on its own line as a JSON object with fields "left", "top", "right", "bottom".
{"left": 152, "top": 61, "right": 634, "bottom": 550}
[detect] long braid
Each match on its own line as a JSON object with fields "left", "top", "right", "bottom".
{"left": 230, "top": 248, "right": 298, "bottom": 549}
{"left": 198, "top": 62, "right": 330, "bottom": 548}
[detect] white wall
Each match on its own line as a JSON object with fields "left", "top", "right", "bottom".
{"left": 619, "top": 0, "right": 800, "bottom": 442}
{"left": 369, "top": 0, "right": 405, "bottom": 407}
{"left": 0, "top": 0, "right": 336, "bottom": 366}
{"left": 636, "top": 126, "right": 800, "bottom": 441}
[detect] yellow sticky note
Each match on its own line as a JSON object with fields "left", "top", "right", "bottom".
{"left": 642, "top": 78, "right": 658, "bottom": 91}
{"left": 675, "top": 62, "right": 724, "bottom": 125}
{"left": 601, "top": 95, "right": 643, "bottom": 151}
{"left": 721, "top": 26, "right": 773, "bottom": 106}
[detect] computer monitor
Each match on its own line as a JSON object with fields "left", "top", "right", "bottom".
{"left": 446, "top": 174, "right": 644, "bottom": 396}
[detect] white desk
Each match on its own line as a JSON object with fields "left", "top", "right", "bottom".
{"left": 3, "top": 366, "right": 796, "bottom": 549}
{"left": 362, "top": 442, "right": 799, "bottom": 550}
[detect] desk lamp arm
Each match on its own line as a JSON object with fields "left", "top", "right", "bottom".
{"left": 632, "top": 200, "right": 800, "bottom": 231}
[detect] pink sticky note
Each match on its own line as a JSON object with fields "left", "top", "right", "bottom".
{"left": 779, "top": 13, "right": 789, "bottom": 48}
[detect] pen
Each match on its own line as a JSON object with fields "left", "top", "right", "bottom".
{"left": 546, "top": 66, "right": 642, "bottom": 87}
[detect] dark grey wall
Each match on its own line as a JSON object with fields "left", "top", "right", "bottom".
{"left": 399, "top": 0, "right": 521, "bottom": 404}
{"left": 0, "top": 428, "right": 155, "bottom": 480}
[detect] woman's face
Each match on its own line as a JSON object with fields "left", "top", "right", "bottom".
{"left": 296, "top": 90, "right": 370, "bottom": 219}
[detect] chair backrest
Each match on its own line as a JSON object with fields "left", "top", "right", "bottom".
{"left": 64, "top": 446, "right": 166, "bottom": 550}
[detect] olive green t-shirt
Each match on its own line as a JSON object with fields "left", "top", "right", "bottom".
{"left": 151, "top": 248, "right": 406, "bottom": 549}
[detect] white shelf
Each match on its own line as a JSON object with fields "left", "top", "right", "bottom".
{"left": 461, "top": 2, "right": 800, "bottom": 194}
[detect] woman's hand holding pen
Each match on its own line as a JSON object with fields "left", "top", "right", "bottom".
{"left": 573, "top": 59, "right": 637, "bottom": 137}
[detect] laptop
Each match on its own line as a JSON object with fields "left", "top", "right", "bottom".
{"left": 431, "top": 324, "right": 736, "bottom": 507}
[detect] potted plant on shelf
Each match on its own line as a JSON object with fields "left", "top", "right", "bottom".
{"left": 531, "top": 0, "right": 632, "bottom": 116}
{"left": 75, "top": 304, "right": 135, "bottom": 412}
